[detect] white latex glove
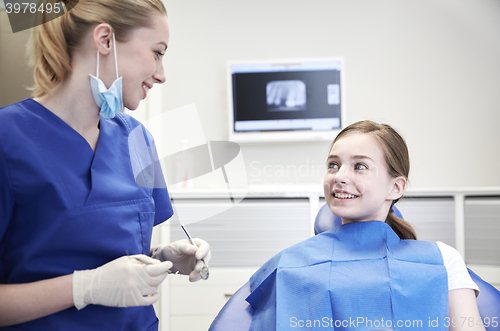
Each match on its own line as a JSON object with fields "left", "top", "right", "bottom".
{"left": 150, "top": 238, "right": 211, "bottom": 282}
{"left": 73, "top": 254, "right": 172, "bottom": 310}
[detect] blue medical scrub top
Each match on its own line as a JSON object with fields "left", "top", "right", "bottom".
{"left": 0, "top": 99, "right": 173, "bottom": 330}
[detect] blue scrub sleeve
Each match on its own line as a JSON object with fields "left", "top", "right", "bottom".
{"left": 0, "top": 144, "right": 15, "bottom": 283}
{"left": 138, "top": 123, "right": 173, "bottom": 226}
{"left": 152, "top": 186, "right": 173, "bottom": 226}
{"left": 120, "top": 113, "right": 174, "bottom": 226}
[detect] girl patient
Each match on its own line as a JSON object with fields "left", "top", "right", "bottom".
{"left": 243, "top": 121, "right": 484, "bottom": 331}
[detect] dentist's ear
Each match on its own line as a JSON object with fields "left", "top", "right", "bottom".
{"left": 388, "top": 176, "right": 407, "bottom": 201}
{"left": 93, "top": 23, "right": 114, "bottom": 55}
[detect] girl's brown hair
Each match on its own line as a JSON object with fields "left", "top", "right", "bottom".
{"left": 332, "top": 120, "right": 416, "bottom": 240}
{"left": 27, "top": 0, "right": 167, "bottom": 97}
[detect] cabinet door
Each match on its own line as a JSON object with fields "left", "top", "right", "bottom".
{"left": 168, "top": 198, "right": 311, "bottom": 267}
{"left": 395, "top": 197, "right": 455, "bottom": 246}
{"left": 465, "top": 197, "right": 500, "bottom": 266}
{"left": 163, "top": 198, "right": 311, "bottom": 331}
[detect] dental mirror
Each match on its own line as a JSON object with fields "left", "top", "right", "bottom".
{"left": 180, "top": 224, "right": 209, "bottom": 280}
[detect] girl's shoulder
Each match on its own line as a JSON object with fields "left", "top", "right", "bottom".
{"left": 436, "top": 241, "right": 480, "bottom": 294}
{"left": 436, "top": 241, "right": 462, "bottom": 263}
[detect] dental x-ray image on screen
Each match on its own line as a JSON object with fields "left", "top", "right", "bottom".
{"left": 266, "top": 80, "right": 306, "bottom": 112}
{"left": 227, "top": 58, "right": 344, "bottom": 142}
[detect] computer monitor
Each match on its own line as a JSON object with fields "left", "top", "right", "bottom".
{"left": 227, "top": 58, "right": 345, "bottom": 143}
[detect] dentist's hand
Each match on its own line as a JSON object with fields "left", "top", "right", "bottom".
{"left": 151, "top": 239, "right": 211, "bottom": 282}
{"left": 72, "top": 255, "right": 172, "bottom": 309}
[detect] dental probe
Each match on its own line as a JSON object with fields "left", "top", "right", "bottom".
{"left": 180, "top": 224, "right": 210, "bottom": 280}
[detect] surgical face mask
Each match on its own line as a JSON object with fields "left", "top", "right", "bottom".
{"left": 89, "top": 33, "right": 124, "bottom": 119}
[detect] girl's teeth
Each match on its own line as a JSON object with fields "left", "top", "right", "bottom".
{"left": 335, "top": 193, "right": 356, "bottom": 199}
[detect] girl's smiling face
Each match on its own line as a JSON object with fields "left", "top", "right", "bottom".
{"left": 323, "top": 132, "right": 406, "bottom": 224}
{"left": 115, "top": 14, "right": 170, "bottom": 110}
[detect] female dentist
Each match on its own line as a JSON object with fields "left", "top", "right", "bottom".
{"left": 0, "top": 0, "right": 210, "bottom": 330}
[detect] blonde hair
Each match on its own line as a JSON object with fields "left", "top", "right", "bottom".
{"left": 27, "top": 0, "right": 167, "bottom": 97}
{"left": 332, "top": 120, "right": 416, "bottom": 240}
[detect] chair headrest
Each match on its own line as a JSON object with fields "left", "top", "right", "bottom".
{"left": 314, "top": 203, "right": 403, "bottom": 235}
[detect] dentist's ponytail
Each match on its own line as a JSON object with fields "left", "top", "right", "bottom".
{"left": 332, "top": 120, "right": 417, "bottom": 240}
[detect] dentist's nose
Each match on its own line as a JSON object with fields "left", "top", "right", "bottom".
{"left": 153, "top": 63, "right": 166, "bottom": 84}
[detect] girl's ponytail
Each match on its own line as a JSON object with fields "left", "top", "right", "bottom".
{"left": 385, "top": 202, "right": 416, "bottom": 240}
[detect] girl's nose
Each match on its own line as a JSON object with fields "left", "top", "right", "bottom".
{"left": 334, "top": 166, "right": 351, "bottom": 185}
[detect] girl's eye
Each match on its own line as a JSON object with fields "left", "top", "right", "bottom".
{"left": 354, "top": 163, "right": 367, "bottom": 170}
{"left": 328, "top": 162, "right": 339, "bottom": 170}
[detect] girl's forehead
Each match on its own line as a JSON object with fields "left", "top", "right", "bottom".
{"left": 329, "top": 133, "right": 384, "bottom": 158}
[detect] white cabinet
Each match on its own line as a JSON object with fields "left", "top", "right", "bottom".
{"left": 396, "top": 197, "right": 456, "bottom": 245}
{"left": 464, "top": 197, "right": 500, "bottom": 288}
{"left": 159, "top": 197, "right": 311, "bottom": 331}
{"left": 167, "top": 198, "right": 311, "bottom": 267}
{"left": 166, "top": 268, "right": 257, "bottom": 331}
{"left": 157, "top": 188, "right": 500, "bottom": 331}
{"left": 465, "top": 197, "right": 500, "bottom": 265}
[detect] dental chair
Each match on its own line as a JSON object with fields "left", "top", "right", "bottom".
{"left": 208, "top": 204, "right": 500, "bottom": 331}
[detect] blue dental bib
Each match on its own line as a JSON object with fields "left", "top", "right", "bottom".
{"left": 246, "top": 221, "right": 448, "bottom": 331}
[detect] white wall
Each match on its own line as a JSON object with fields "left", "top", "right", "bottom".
{"left": 157, "top": 0, "right": 500, "bottom": 190}
{"left": 1, "top": 0, "right": 499, "bottom": 189}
